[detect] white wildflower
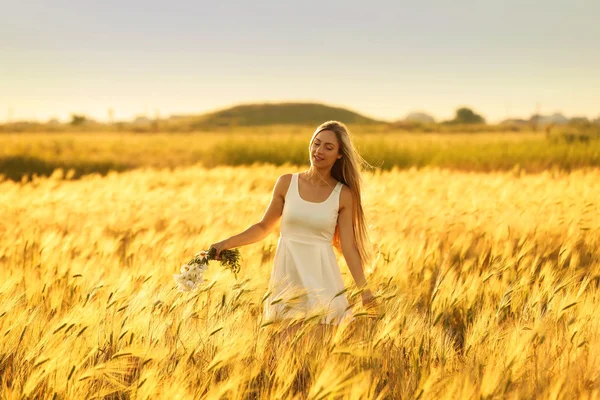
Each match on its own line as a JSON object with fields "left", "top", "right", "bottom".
{"left": 175, "top": 247, "right": 241, "bottom": 292}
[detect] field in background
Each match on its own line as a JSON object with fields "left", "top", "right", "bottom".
{"left": 1, "top": 165, "right": 599, "bottom": 398}
{"left": 2, "top": 127, "right": 600, "bottom": 181}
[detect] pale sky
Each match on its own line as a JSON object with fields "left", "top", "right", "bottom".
{"left": 2, "top": 0, "right": 599, "bottom": 123}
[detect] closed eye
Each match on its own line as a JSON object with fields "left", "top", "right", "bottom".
{"left": 314, "top": 142, "right": 333, "bottom": 150}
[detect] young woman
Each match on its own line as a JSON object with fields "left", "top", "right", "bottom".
{"left": 209, "top": 120, "right": 377, "bottom": 329}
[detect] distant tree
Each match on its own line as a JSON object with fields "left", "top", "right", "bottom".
{"left": 405, "top": 112, "right": 435, "bottom": 124}
{"left": 529, "top": 113, "right": 541, "bottom": 131}
{"left": 70, "top": 114, "right": 87, "bottom": 126}
{"left": 453, "top": 107, "right": 485, "bottom": 124}
{"left": 569, "top": 117, "right": 590, "bottom": 126}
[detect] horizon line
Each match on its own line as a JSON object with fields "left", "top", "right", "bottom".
{"left": 2, "top": 100, "right": 598, "bottom": 125}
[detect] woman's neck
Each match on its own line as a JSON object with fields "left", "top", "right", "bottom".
{"left": 304, "top": 167, "right": 334, "bottom": 186}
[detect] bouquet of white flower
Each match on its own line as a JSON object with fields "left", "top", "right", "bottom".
{"left": 174, "top": 247, "right": 241, "bottom": 292}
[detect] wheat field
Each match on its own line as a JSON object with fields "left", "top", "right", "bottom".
{"left": 2, "top": 130, "right": 600, "bottom": 182}
{"left": 1, "top": 164, "right": 599, "bottom": 399}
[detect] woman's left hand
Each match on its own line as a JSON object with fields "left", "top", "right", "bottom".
{"left": 361, "top": 288, "right": 378, "bottom": 309}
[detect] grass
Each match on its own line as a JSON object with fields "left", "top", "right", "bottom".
{"left": 0, "top": 165, "right": 599, "bottom": 398}
{"left": 1, "top": 128, "right": 600, "bottom": 181}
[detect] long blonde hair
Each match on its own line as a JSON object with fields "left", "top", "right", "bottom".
{"left": 307, "top": 121, "right": 374, "bottom": 266}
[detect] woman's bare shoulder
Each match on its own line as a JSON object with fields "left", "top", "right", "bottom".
{"left": 339, "top": 184, "right": 353, "bottom": 209}
{"left": 273, "top": 174, "right": 293, "bottom": 196}
{"left": 277, "top": 173, "right": 293, "bottom": 186}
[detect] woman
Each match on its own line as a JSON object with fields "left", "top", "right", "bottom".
{"left": 209, "top": 120, "right": 377, "bottom": 332}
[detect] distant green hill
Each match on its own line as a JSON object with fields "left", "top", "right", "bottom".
{"left": 178, "top": 102, "right": 383, "bottom": 129}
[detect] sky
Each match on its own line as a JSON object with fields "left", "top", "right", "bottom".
{"left": 2, "top": 0, "right": 599, "bottom": 123}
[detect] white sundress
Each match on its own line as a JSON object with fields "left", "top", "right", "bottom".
{"left": 262, "top": 172, "right": 355, "bottom": 326}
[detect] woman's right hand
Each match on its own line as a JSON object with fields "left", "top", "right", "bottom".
{"left": 208, "top": 239, "right": 229, "bottom": 260}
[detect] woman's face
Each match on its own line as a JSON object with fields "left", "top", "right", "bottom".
{"left": 310, "top": 129, "right": 342, "bottom": 167}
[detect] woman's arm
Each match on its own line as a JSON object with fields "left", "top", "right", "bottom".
{"left": 338, "top": 186, "right": 376, "bottom": 306}
{"left": 209, "top": 174, "right": 291, "bottom": 258}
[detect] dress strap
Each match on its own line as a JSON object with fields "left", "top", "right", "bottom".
{"left": 333, "top": 181, "right": 344, "bottom": 206}
{"left": 287, "top": 173, "right": 299, "bottom": 200}
{"left": 334, "top": 181, "right": 343, "bottom": 193}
